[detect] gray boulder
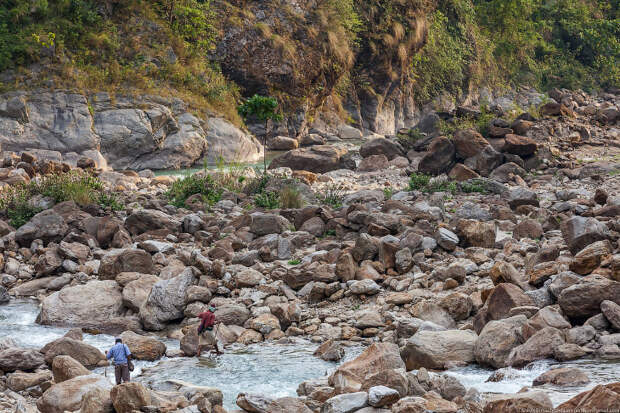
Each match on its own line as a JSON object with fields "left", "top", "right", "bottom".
{"left": 140, "top": 268, "right": 197, "bottom": 330}
{"left": 39, "top": 280, "right": 124, "bottom": 328}
{"left": 15, "top": 209, "right": 68, "bottom": 246}
{"left": 401, "top": 330, "right": 477, "bottom": 370}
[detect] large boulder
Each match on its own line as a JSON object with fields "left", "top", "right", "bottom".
{"left": 0, "top": 92, "right": 98, "bottom": 154}
{"left": 203, "top": 117, "right": 262, "bottom": 164}
{"left": 42, "top": 337, "right": 106, "bottom": 368}
{"left": 322, "top": 392, "right": 369, "bottom": 413}
{"left": 533, "top": 367, "right": 590, "bottom": 386}
{"left": 0, "top": 347, "right": 45, "bottom": 372}
{"left": 120, "top": 331, "right": 166, "bottom": 361}
{"left": 39, "top": 280, "right": 124, "bottom": 328}
{"left": 110, "top": 382, "right": 152, "bottom": 413}
{"left": 557, "top": 382, "right": 620, "bottom": 411}
{"left": 236, "top": 393, "right": 313, "bottom": 413}
{"left": 558, "top": 276, "right": 620, "bottom": 320}
{"left": 99, "top": 249, "right": 153, "bottom": 280}
{"left": 6, "top": 370, "right": 52, "bottom": 392}
{"left": 215, "top": 304, "right": 251, "bottom": 326}
{"left": 125, "top": 209, "right": 181, "bottom": 236}
{"left": 456, "top": 219, "right": 496, "bottom": 248}
{"left": 483, "top": 391, "right": 553, "bottom": 413}
{"left": 80, "top": 387, "right": 114, "bottom": 413}
{"left": 502, "top": 134, "right": 537, "bottom": 156}
{"left": 561, "top": 216, "right": 610, "bottom": 255}
{"left": 359, "top": 138, "right": 405, "bottom": 160}
{"left": 475, "top": 315, "right": 527, "bottom": 368}
{"left": 15, "top": 209, "right": 68, "bottom": 246}
{"left": 506, "top": 327, "right": 565, "bottom": 366}
{"left": 486, "top": 283, "right": 535, "bottom": 321}
{"left": 464, "top": 145, "right": 504, "bottom": 176}
{"left": 37, "top": 374, "right": 113, "bottom": 413}
{"left": 329, "top": 343, "right": 404, "bottom": 393}
{"left": 453, "top": 129, "right": 489, "bottom": 159}
{"left": 417, "top": 137, "right": 455, "bottom": 175}
{"left": 122, "top": 274, "right": 160, "bottom": 311}
{"left": 52, "top": 355, "right": 90, "bottom": 383}
{"left": 401, "top": 330, "right": 477, "bottom": 370}
{"left": 250, "top": 212, "right": 291, "bottom": 236}
{"left": 269, "top": 145, "right": 351, "bottom": 173}
{"left": 139, "top": 268, "right": 196, "bottom": 330}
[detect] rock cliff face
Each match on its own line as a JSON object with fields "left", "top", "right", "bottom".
{"left": 0, "top": 91, "right": 262, "bottom": 170}
{"left": 211, "top": 0, "right": 433, "bottom": 137}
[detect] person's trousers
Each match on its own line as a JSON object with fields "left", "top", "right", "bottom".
{"left": 114, "top": 363, "right": 130, "bottom": 385}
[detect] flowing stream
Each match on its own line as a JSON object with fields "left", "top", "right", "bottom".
{"left": 2, "top": 299, "right": 619, "bottom": 409}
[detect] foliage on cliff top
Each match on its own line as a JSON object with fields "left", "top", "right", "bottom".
{"left": 0, "top": 0, "right": 241, "bottom": 123}
{"left": 410, "top": 0, "right": 619, "bottom": 101}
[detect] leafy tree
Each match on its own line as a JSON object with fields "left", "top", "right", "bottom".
{"left": 238, "top": 95, "right": 283, "bottom": 173}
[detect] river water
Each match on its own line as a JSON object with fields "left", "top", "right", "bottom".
{"left": 2, "top": 299, "right": 619, "bottom": 409}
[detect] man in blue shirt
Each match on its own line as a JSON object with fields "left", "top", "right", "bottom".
{"left": 106, "top": 338, "right": 132, "bottom": 385}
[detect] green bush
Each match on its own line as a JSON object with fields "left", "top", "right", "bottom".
{"left": 409, "top": 172, "right": 457, "bottom": 194}
{"left": 280, "top": 186, "right": 304, "bottom": 209}
{"left": 254, "top": 191, "right": 280, "bottom": 209}
{"left": 317, "top": 183, "right": 346, "bottom": 209}
{"left": 0, "top": 170, "right": 123, "bottom": 228}
{"left": 166, "top": 173, "right": 222, "bottom": 208}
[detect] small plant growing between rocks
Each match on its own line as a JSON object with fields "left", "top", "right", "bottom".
{"left": 317, "top": 183, "right": 346, "bottom": 209}
{"left": 383, "top": 187, "right": 394, "bottom": 200}
{"left": 254, "top": 191, "right": 280, "bottom": 209}
{"left": 280, "top": 185, "right": 304, "bottom": 209}
{"left": 288, "top": 259, "right": 301, "bottom": 265}
{"left": 458, "top": 181, "right": 487, "bottom": 194}
{"left": 396, "top": 128, "right": 425, "bottom": 150}
{"left": 166, "top": 173, "right": 222, "bottom": 208}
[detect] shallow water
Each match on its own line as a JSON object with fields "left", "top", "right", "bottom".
{"left": 3, "top": 299, "right": 619, "bottom": 409}
{"left": 137, "top": 342, "right": 362, "bottom": 410}
{"left": 154, "top": 151, "right": 281, "bottom": 177}
{"left": 447, "top": 357, "right": 620, "bottom": 406}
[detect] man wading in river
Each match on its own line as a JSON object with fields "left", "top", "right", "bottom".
{"left": 197, "top": 305, "right": 222, "bottom": 357}
{"left": 106, "top": 338, "right": 133, "bottom": 385}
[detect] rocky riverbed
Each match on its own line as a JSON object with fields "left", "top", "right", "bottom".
{"left": 0, "top": 87, "right": 619, "bottom": 412}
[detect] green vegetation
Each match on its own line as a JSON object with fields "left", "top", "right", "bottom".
{"left": 408, "top": 172, "right": 488, "bottom": 194}
{"left": 280, "top": 186, "right": 304, "bottom": 209}
{"left": 254, "top": 190, "right": 280, "bottom": 209}
{"left": 396, "top": 128, "right": 426, "bottom": 150}
{"left": 288, "top": 259, "right": 301, "bottom": 265}
{"left": 410, "top": 0, "right": 619, "bottom": 100}
{"left": 383, "top": 187, "right": 394, "bottom": 200}
{"left": 317, "top": 183, "right": 346, "bottom": 209}
{"left": 438, "top": 104, "right": 496, "bottom": 137}
{"left": 0, "top": 170, "right": 122, "bottom": 228}
{"left": 238, "top": 94, "right": 283, "bottom": 173}
{"left": 0, "top": 0, "right": 240, "bottom": 122}
{"left": 0, "top": 0, "right": 616, "bottom": 125}
{"left": 166, "top": 173, "right": 223, "bottom": 208}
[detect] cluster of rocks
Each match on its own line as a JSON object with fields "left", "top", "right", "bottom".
{"left": 0, "top": 88, "right": 619, "bottom": 412}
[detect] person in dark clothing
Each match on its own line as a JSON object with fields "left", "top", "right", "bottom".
{"left": 106, "top": 338, "right": 132, "bottom": 384}
{"left": 197, "top": 305, "right": 221, "bottom": 357}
